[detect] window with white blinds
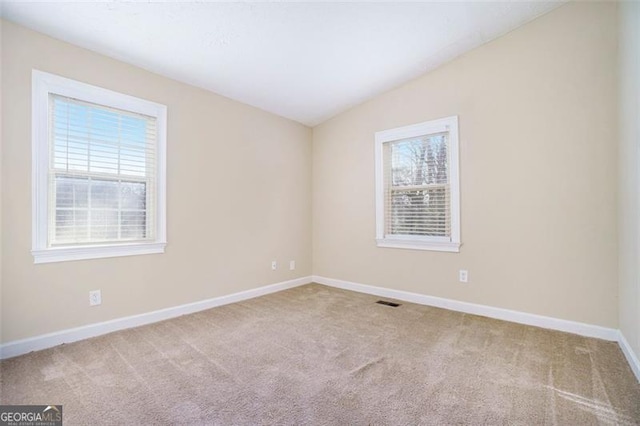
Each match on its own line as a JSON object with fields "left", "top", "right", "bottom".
{"left": 375, "top": 116, "right": 461, "bottom": 252}
{"left": 32, "top": 70, "right": 167, "bottom": 263}
{"left": 50, "top": 95, "right": 157, "bottom": 246}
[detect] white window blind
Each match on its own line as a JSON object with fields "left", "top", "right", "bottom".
{"left": 375, "top": 116, "right": 460, "bottom": 252}
{"left": 49, "top": 94, "right": 157, "bottom": 246}
{"left": 384, "top": 133, "right": 450, "bottom": 237}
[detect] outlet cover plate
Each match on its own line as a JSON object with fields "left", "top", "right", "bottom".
{"left": 89, "top": 290, "right": 102, "bottom": 306}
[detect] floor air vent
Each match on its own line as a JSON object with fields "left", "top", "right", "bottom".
{"left": 376, "top": 300, "right": 401, "bottom": 307}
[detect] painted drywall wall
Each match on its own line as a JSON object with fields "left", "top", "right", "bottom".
{"left": 0, "top": 19, "right": 4, "bottom": 345}
{"left": 0, "top": 20, "right": 312, "bottom": 343}
{"left": 619, "top": 1, "right": 640, "bottom": 360}
{"left": 312, "top": 2, "right": 619, "bottom": 327}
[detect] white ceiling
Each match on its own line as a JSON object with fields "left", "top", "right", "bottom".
{"left": 1, "top": 1, "right": 564, "bottom": 126}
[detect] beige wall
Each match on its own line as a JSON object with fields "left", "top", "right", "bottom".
{"left": 619, "top": 1, "right": 640, "bottom": 357}
{"left": 0, "top": 20, "right": 312, "bottom": 343}
{"left": 312, "top": 2, "right": 619, "bottom": 327}
{"left": 0, "top": 19, "right": 4, "bottom": 345}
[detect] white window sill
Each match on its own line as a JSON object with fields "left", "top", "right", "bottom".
{"left": 32, "top": 242, "right": 166, "bottom": 264}
{"left": 376, "top": 238, "right": 461, "bottom": 253}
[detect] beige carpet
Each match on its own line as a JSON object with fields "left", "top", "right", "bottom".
{"left": 1, "top": 283, "right": 639, "bottom": 425}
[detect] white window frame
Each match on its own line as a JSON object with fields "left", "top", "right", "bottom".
{"left": 375, "top": 116, "right": 461, "bottom": 252}
{"left": 32, "top": 70, "right": 167, "bottom": 263}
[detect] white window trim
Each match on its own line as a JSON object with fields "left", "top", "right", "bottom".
{"left": 32, "top": 70, "right": 167, "bottom": 264}
{"left": 374, "top": 116, "right": 461, "bottom": 252}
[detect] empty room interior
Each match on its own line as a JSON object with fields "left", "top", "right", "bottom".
{"left": 1, "top": 0, "right": 640, "bottom": 424}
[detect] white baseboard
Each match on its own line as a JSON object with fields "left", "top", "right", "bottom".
{"left": 0, "top": 276, "right": 312, "bottom": 360}
{"left": 618, "top": 331, "right": 640, "bottom": 382}
{"left": 312, "top": 275, "right": 619, "bottom": 341}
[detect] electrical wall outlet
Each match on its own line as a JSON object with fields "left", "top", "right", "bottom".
{"left": 271, "top": 260, "right": 277, "bottom": 270}
{"left": 459, "top": 270, "right": 469, "bottom": 283}
{"left": 289, "top": 260, "right": 296, "bottom": 270}
{"left": 89, "top": 290, "right": 102, "bottom": 306}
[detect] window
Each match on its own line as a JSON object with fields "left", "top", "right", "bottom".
{"left": 32, "top": 70, "right": 167, "bottom": 263}
{"left": 375, "top": 116, "right": 460, "bottom": 252}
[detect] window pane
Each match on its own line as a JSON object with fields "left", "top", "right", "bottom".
{"left": 90, "top": 179, "right": 119, "bottom": 209}
{"left": 55, "top": 208, "right": 88, "bottom": 244}
{"left": 121, "top": 181, "right": 146, "bottom": 210}
{"left": 55, "top": 209, "right": 74, "bottom": 243}
{"left": 52, "top": 176, "right": 147, "bottom": 244}
{"left": 390, "top": 187, "right": 450, "bottom": 236}
{"left": 121, "top": 210, "right": 146, "bottom": 239}
{"left": 90, "top": 209, "right": 119, "bottom": 241}
{"left": 55, "top": 176, "right": 89, "bottom": 208}
{"left": 390, "top": 134, "right": 448, "bottom": 187}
